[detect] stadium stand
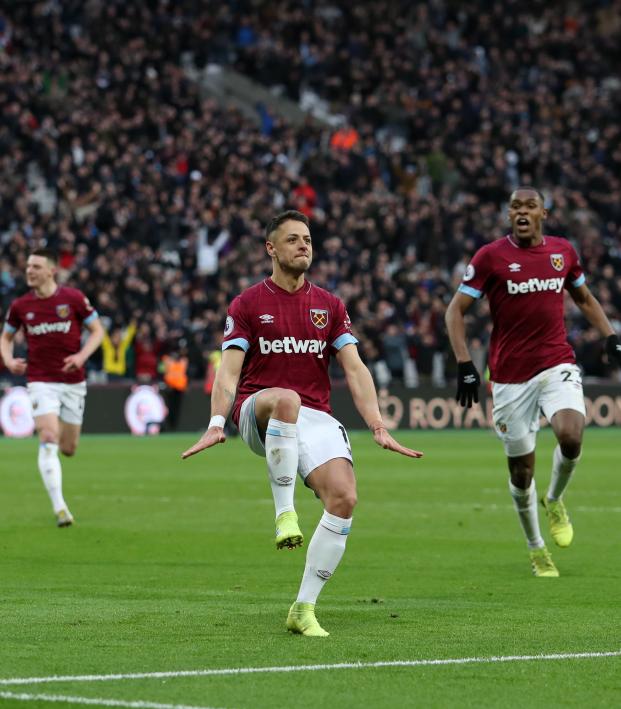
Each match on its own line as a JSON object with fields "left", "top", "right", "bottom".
{"left": 1, "top": 1, "right": 620, "bottom": 386}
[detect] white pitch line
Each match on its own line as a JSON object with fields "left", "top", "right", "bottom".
{"left": 0, "top": 691, "right": 224, "bottom": 709}
{"left": 410, "top": 502, "right": 621, "bottom": 513}
{"left": 1, "top": 650, "right": 619, "bottom": 687}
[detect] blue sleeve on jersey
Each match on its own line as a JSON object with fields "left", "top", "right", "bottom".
{"left": 572, "top": 274, "right": 586, "bottom": 288}
{"left": 222, "top": 337, "right": 249, "bottom": 352}
{"left": 2, "top": 323, "right": 17, "bottom": 334}
{"left": 84, "top": 311, "right": 99, "bottom": 325}
{"left": 458, "top": 284, "right": 483, "bottom": 299}
{"left": 332, "top": 333, "right": 358, "bottom": 350}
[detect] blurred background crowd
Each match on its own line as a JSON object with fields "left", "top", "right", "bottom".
{"left": 2, "top": 0, "right": 621, "bottom": 390}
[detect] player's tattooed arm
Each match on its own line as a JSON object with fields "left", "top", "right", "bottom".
{"left": 181, "top": 347, "right": 245, "bottom": 459}
{"left": 337, "top": 343, "right": 423, "bottom": 459}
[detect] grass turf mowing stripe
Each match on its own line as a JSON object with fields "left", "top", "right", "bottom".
{"left": 2, "top": 650, "right": 620, "bottom": 686}
{"left": 0, "top": 692, "right": 224, "bottom": 709}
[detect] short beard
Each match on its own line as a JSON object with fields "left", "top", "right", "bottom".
{"left": 276, "top": 258, "right": 310, "bottom": 277}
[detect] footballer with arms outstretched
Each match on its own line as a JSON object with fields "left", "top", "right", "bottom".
{"left": 446, "top": 187, "right": 621, "bottom": 577}
{"left": 183, "top": 210, "right": 423, "bottom": 637}
{"left": 1, "top": 249, "right": 104, "bottom": 527}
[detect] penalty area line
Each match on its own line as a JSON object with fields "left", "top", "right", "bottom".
{"left": 1, "top": 650, "right": 620, "bottom": 687}
{"left": 0, "top": 690, "right": 224, "bottom": 709}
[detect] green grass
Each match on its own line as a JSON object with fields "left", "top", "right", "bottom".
{"left": 0, "top": 429, "right": 620, "bottom": 708}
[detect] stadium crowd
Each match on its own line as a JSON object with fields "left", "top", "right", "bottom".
{"left": 1, "top": 0, "right": 621, "bottom": 389}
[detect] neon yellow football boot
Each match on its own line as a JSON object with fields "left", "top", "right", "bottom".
{"left": 540, "top": 496, "right": 573, "bottom": 547}
{"left": 275, "top": 511, "right": 303, "bottom": 550}
{"left": 286, "top": 602, "right": 329, "bottom": 637}
{"left": 529, "top": 546, "right": 559, "bottom": 577}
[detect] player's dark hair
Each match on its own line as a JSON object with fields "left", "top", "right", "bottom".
{"left": 265, "top": 210, "right": 309, "bottom": 241}
{"left": 512, "top": 186, "right": 545, "bottom": 203}
{"left": 30, "top": 248, "right": 58, "bottom": 264}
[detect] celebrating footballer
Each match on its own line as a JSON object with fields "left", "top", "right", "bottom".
{"left": 183, "top": 209, "right": 423, "bottom": 637}
{"left": 446, "top": 187, "right": 621, "bottom": 577}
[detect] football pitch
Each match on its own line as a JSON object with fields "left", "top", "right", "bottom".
{"left": 1, "top": 429, "right": 619, "bottom": 708}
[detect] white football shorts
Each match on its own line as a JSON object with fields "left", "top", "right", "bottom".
{"left": 27, "top": 381, "right": 87, "bottom": 425}
{"left": 238, "top": 393, "right": 353, "bottom": 479}
{"left": 491, "top": 363, "right": 586, "bottom": 457}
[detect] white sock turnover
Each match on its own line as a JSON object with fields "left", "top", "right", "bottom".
{"left": 38, "top": 442, "right": 67, "bottom": 513}
{"left": 296, "top": 511, "right": 352, "bottom": 604}
{"left": 547, "top": 444, "right": 580, "bottom": 501}
{"left": 265, "top": 418, "right": 298, "bottom": 517}
{"left": 509, "top": 479, "right": 544, "bottom": 549}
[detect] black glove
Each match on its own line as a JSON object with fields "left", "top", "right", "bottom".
{"left": 605, "top": 334, "right": 621, "bottom": 367}
{"left": 456, "top": 361, "right": 481, "bottom": 408}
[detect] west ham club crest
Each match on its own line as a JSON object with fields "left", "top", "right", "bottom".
{"left": 310, "top": 308, "right": 328, "bottom": 329}
{"left": 550, "top": 254, "right": 564, "bottom": 272}
{"left": 56, "top": 304, "right": 70, "bottom": 318}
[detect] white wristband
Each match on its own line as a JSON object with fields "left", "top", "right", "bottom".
{"left": 209, "top": 415, "right": 226, "bottom": 429}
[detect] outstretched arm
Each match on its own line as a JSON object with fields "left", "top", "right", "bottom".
{"left": 336, "top": 343, "right": 423, "bottom": 458}
{"left": 181, "top": 347, "right": 245, "bottom": 459}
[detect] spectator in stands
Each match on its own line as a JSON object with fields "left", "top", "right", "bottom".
{"left": 133, "top": 323, "right": 162, "bottom": 384}
{"left": 101, "top": 321, "right": 137, "bottom": 382}
{"left": 0, "top": 0, "right": 620, "bottom": 389}
{"left": 161, "top": 347, "right": 189, "bottom": 432}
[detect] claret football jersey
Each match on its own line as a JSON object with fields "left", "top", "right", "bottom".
{"left": 458, "top": 235, "right": 585, "bottom": 383}
{"left": 5, "top": 286, "right": 98, "bottom": 384}
{"left": 223, "top": 278, "right": 358, "bottom": 425}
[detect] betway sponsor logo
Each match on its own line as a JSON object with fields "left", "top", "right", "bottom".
{"left": 507, "top": 277, "right": 564, "bottom": 295}
{"left": 26, "top": 321, "right": 72, "bottom": 335}
{"left": 259, "top": 336, "right": 327, "bottom": 358}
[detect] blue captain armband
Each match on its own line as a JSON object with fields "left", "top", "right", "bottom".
{"left": 222, "top": 338, "right": 249, "bottom": 352}
{"left": 572, "top": 274, "right": 585, "bottom": 288}
{"left": 332, "top": 333, "right": 358, "bottom": 350}
{"left": 458, "top": 284, "right": 483, "bottom": 299}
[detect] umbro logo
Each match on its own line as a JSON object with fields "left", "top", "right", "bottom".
{"left": 508, "top": 263, "right": 521, "bottom": 272}
{"left": 259, "top": 314, "right": 274, "bottom": 324}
